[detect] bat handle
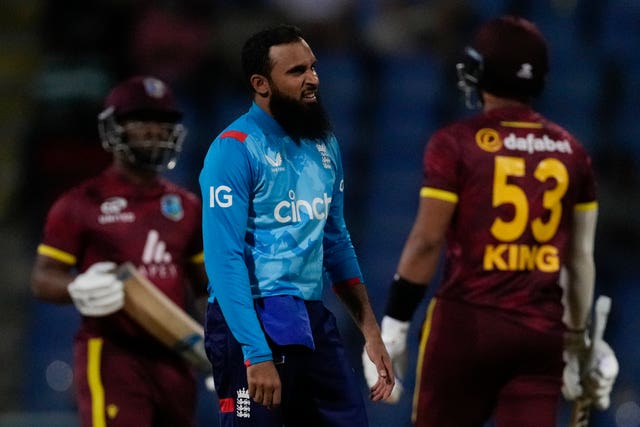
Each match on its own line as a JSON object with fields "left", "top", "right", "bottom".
{"left": 591, "top": 295, "right": 611, "bottom": 345}
{"left": 569, "top": 398, "right": 591, "bottom": 427}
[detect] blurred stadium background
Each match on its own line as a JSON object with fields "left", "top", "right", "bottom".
{"left": 1, "top": 1, "right": 638, "bottom": 426}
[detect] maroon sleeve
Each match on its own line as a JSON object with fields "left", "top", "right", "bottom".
{"left": 422, "top": 128, "right": 462, "bottom": 194}
{"left": 40, "top": 191, "right": 86, "bottom": 265}
{"left": 575, "top": 146, "right": 597, "bottom": 205}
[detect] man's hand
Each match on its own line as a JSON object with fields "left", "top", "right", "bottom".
{"left": 562, "top": 329, "right": 619, "bottom": 410}
{"left": 582, "top": 340, "right": 619, "bottom": 409}
{"left": 246, "top": 360, "right": 281, "bottom": 409}
{"left": 68, "top": 262, "right": 124, "bottom": 316}
{"left": 362, "top": 315, "right": 408, "bottom": 403}
{"left": 562, "top": 329, "right": 589, "bottom": 400}
{"left": 362, "top": 336, "right": 395, "bottom": 402}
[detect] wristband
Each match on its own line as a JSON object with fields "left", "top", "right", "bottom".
{"left": 564, "top": 327, "right": 589, "bottom": 352}
{"left": 384, "top": 274, "right": 428, "bottom": 322}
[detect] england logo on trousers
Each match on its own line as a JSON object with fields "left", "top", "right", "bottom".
{"left": 236, "top": 387, "right": 251, "bottom": 418}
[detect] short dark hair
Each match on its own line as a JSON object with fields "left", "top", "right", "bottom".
{"left": 241, "top": 24, "right": 304, "bottom": 92}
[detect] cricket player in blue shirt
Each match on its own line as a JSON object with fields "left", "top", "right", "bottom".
{"left": 199, "top": 24, "right": 394, "bottom": 426}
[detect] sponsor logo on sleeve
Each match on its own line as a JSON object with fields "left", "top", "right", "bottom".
{"left": 208, "top": 185, "right": 233, "bottom": 208}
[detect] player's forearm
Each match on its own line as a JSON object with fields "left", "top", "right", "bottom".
{"left": 564, "top": 255, "right": 595, "bottom": 330}
{"left": 31, "top": 257, "right": 74, "bottom": 304}
{"left": 335, "top": 283, "right": 381, "bottom": 341}
{"left": 395, "top": 197, "right": 450, "bottom": 284}
{"left": 31, "top": 271, "right": 74, "bottom": 303}
{"left": 396, "top": 234, "right": 442, "bottom": 284}
{"left": 210, "top": 278, "right": 273, "bottom": 365}
{"left": 564, "top": 208, "right": 597, "bottom": 330}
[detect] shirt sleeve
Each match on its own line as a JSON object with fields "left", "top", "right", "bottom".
{"left": 422, "top": 129, "right": 461, "bottom": 195}
{"left": 575, "top": 146, "right": 597, "bottom": 206}
{"left": 199, "top": 134, "right": 272, "bottom": 365}
{"left": 37, "top": 193, "right": 82, "bottom": 266}
{"left": 322, "top": 137, "right": 363, "bottom": 285}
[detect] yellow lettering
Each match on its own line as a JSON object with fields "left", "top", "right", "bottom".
{"left": 518, "top": 244, "right": 537, "bottom": 270}
{"left": 484, "top": 244, "right": 508, "bottom": 270}
{"left": 484, "top": 244, "right": 559, "bottom": 272}
{"left": 537, "top": 245, "right": 559, "bottom": 272}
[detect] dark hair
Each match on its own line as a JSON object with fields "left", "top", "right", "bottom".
{"left": 241, "top": 24, "right": 304, "bottom": 92}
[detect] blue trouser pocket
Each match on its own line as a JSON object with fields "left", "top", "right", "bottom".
{"left": 255, "top": 295, "right": 315, "bottom": 350}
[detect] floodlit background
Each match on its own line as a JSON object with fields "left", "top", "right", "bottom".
{"left": 1, "top": 1, "right": 638, "bottom": 426}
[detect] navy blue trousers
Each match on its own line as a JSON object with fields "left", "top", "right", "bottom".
{"left": 205, "top": 300, "right": 368, "bottom": 427}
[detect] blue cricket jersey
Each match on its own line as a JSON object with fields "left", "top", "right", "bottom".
{"left": 199, "top": 102, "right": 363, "bottom": 365}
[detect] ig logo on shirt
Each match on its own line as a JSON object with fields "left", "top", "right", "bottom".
{"left": 209, "top": 185, "right": 233, "bottom": 208}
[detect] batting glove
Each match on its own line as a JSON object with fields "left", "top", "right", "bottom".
{"left": 362, "top": 315, "right": 409, "bottom": 403}
{"left": 562, "top": 329, "right": 619, "bottom": 410}
{"left": 68, "top": 262, "right": 124, "bottom": 317}
{"left": 562, "top": 329, "right": 590, "bottom": 401}
{"left": 582, "top": 340, "right": 619, "bottom": 410}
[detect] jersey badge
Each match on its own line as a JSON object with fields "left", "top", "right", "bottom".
{"left": 316, "top": 143, "right": 332, "bottom": 169}
{"left": 160, "top": 194, "right": 184, "bottom": 221}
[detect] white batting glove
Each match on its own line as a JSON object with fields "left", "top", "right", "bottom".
{"left": 362, "top": 315, "right": 409, "bottom": 403}
{"left": 582, "top": 340, "right": 619, "bottom": 410}
{"left": 68, "top": 262, "right": 124, "bottom": 317}
{"left": 562, "top": 330, "right": 589, "bottom": 401}
{"left": 562, "top": 329, "right": 619, "bottom": 410}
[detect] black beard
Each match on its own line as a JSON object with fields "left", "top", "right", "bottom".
{"left": 269, "top": 89, "right": 332, "bottom": 142}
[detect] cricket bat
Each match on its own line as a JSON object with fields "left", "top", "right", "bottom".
{"left": 568, "top": 295, "right": 612, "bottom": 427}
{"left": 116, "top": 262, "right": 211, "bottom": 373}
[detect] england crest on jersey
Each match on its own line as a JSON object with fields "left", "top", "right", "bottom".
{"left": 161, "top": 194, "right": 184, "bottom": 221}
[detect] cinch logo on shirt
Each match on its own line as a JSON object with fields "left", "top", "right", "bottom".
{"left": 274, "top": 190, "right": 332, "bottom": 223}
{"left": 208, "top": 185, "right": 233, "bottom": 208}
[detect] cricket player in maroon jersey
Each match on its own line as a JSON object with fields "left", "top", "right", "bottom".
{"left": 31, "top": 75, "right": 209, "bottom": 427}
{"left": 362, "top": 15, "right": 618, "bottom": 427}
